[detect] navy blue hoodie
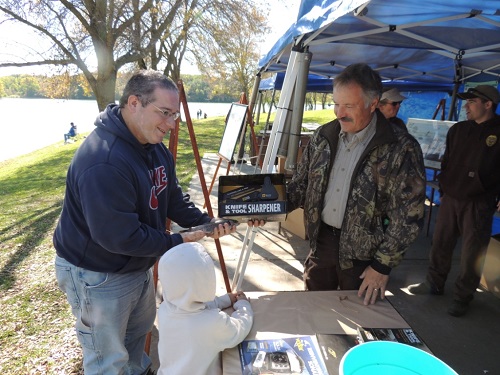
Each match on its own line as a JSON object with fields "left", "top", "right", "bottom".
{"left": 53, "top": 104, "right": 210, "bottom": 273}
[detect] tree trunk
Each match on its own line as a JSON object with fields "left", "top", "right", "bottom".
{"left": 95, "top": 72, "right": 118, "bottom": 112}
{"left": 93, "top": 41, "right": 118, "bottom": 111}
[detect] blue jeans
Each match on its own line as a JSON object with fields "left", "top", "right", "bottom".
{"left": 55, "top": 255, "right": 156, "bottom": 375}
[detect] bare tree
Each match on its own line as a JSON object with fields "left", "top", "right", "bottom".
{"left": 138, "top": 0, "right": 270, "bottom": 96}
{"left": 0, "top": 0, "right": 278, "bottom": 109}
{"left": 0, "top": 0, "right": 182, "bottom": 110}
{"left": 191, "top": 4, "right": 269, "bottom": 98}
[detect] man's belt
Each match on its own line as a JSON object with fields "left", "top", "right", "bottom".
{"left": 321, "top": 220, "right": 341, "bottom": 236}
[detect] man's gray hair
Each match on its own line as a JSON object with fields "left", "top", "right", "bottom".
{"left": 119, "top": 70, "right": 178, "bottom": 107}
{"left": 334, "top": 63, "right": 383, "bottom": 108}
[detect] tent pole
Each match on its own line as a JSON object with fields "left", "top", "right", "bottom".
{"left": 266, "top": 89, "right": 277, "bottom": 128}
{"left": 261, "top": 49, "right": 302, "bottom": 173}
{"left": 255, "top": 92, "right": 262, "bottom": 126}
{"left": 285, "top": 51, "right": 312, "bottom": 171}
{"left": 448, "top": 81, "right": 460, "bottom": 121}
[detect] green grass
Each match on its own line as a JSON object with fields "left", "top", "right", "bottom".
{"left": 176, "top": 107, "right": 334, "bottom": 188}
{"left": 0, "top": 108, "right": 332, "bottom": 374}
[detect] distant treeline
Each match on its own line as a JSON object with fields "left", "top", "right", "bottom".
{"left": 0, "top": 72, "right": 239, "bottom": 103}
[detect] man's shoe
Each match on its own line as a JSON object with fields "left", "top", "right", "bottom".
{"left": 448, "top": 300, "right": 469, "bottom": 317}
{"left": 407, "top": 280, "right": 443, "bottom": 295}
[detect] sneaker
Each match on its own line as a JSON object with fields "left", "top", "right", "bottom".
{"left": 448, "top": 300, "right": 469, "bottom": 317}
{"left": 407, "top": 280, "right": 443, "bottom": 295}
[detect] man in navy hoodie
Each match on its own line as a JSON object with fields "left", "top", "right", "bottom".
{"left": 53, "top": 71, "right": 253, "bottom": 374}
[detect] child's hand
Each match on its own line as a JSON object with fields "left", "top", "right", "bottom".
{"left": 236, "top": 291, "right": 248, "bottom": 302}
{"left": 228, "top": 292, "right": 238, "bottom": 305}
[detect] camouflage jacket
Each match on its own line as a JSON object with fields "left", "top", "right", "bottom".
{"left": 287, "top": 111, "right": 426, "bottom": 274}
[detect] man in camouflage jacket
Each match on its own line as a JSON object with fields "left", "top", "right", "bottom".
{"left": 287, "top": 63, "right": 426, "bottom": 305}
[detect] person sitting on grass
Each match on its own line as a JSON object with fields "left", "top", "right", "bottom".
{"left": 157, "top": 242, "right": 253, "bottom": 375}
{"left": 63, "top": 122, "right": 77, "bottom": 143}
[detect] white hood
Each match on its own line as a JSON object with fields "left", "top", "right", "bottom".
{"left": 158, "top": 242, "right": 216, "bottom": 312}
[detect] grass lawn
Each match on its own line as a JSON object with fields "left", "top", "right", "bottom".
{"left": 0, "top": 108, "right": 333, "bottom": 374}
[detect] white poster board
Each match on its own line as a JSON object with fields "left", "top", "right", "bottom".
{"left": 407, "top": 118, "right": 455, "bottom": 170}
{"left": 217, "top": 103, "right": 248, "bottom": 162}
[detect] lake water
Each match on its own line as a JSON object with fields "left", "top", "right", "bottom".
{"left": 0, "top": 98, "right": 233, "bottom": 162}
{"left": 0, "top": 93, "right": 461, "bottom": 162}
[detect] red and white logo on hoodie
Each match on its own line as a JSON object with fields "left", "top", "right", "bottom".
{"left": 149, "top": 166, "right": 168, "bottom": 209}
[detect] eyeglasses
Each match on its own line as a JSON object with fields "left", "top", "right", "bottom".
{"left": 389, "top": 101, "right": 402, "bottom": 107}
{"left": 147, "top": 101, "right": 181, "bottom": 121}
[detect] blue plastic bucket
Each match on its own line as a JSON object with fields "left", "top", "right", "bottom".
{"left": 339, "top": 341, "right": 458, "bottom": 375}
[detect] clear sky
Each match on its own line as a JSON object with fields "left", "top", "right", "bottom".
{"left": 0, "top": 1, "right": 302, "bottom": 76}
{"left": 258, "top": 1, "right": 302, "bottom": 58}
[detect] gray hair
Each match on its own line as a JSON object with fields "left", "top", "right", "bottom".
{"left": 119, "top": 70, "right": 178, "bottom": 107}
{"left": 334, "top": 63, "right": 383, "bottom": 108}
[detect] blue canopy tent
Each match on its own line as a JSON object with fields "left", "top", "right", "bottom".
{"left": 254, "top": 0, "right": 500, "bottom": 233}
{"left": 255, "top": 0, "right": 500, "bottom": 173}
{"left": 260, "top": 0, "right": 500, "bottom": 88}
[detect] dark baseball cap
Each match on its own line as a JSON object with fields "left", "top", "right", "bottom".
{"left": 457, "top": 85, "right": 500, "bottom": 104}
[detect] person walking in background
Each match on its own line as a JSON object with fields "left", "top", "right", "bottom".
{"left": 377, "top": 88, "right": 408, "bottom": 132}
{"left": 408, "top": 85, "right": 500, "bottom": 317}
{"left": 63, "top": 122, "right": 77, "bottom": 143}
{"left": 53, "top": 70, "right": 262, "bottom": 374}
{"left": 157, "top": 242, "right": 253, "bottom": 375}
{"left": 287, "top": 63, "right": 426, "bottom": 306}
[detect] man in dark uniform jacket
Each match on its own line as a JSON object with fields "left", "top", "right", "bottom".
{"left": 408, "top": 85, "right": 500, "bottom": 317}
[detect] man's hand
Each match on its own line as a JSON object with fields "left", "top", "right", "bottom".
{"left": 180, "top": 230, "right": 206, "bottom": 242}
{"left": 206, "top": 220, "right": 238, "bottom": 239}
{"left": 358, "top": 265, "right": 389, "bottom": 305}
{"left": 247, "top": 219, "right": 266, "bottom": 227}
{"left": 184, "top": 218, "right": 266, "bottom": 241}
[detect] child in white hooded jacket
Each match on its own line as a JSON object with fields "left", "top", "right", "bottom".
{"left": 157, "top": 242, "right": 253, "bottom": 375}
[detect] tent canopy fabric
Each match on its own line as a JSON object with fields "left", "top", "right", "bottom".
{"left": 258, "top": 72, "right": 333, "bottom": 92}
{"left": 259, "top": 73, "right": 455, "bottom": 93}
{"left": 259, "top": 0, "right": 500, "bottom": 87}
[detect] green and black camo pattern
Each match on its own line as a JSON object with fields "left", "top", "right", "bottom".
{"left": 287, "top": 114, "right": 426, "bottom": 271}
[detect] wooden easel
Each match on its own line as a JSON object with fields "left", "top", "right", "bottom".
{"left": 204, "top": 92, "right": 259, "bottom": 207}
{"left": 241, "top": 92, "right": 260, "bottom": 167}
{"left": 145, "top": 79, "right": 232, "bottom": 355}
{"left": 432, "top": 99, "right": 446, "bottom": 120}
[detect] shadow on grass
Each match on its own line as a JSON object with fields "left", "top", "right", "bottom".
{"left": 0, "top": 202, "right": 63, "bottom": 290}
{"left": 0, "top": 149, "right": 72, "bottom": 290}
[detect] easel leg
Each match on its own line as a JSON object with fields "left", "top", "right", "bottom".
{"left": 204, "top": 157, "right": 222, "bottom": 209}
{"left": 231, "top": 225, "right": 259, "bottom": 291}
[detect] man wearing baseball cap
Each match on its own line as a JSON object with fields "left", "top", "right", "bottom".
{"left": 408, "top": 84, "right": 500, "bottom": 317}
{"left": 378, "top": 88, "right": 408, "bottom": 132}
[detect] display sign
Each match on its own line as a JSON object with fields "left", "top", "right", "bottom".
{"left": 407, "top": 118, "right": 455, "bottom": 170}
{"left": 218, "top": 173, "right": 287, "bottom": 221}
{"left": 217, "top": 103, "right": 248, "bottom": 162}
